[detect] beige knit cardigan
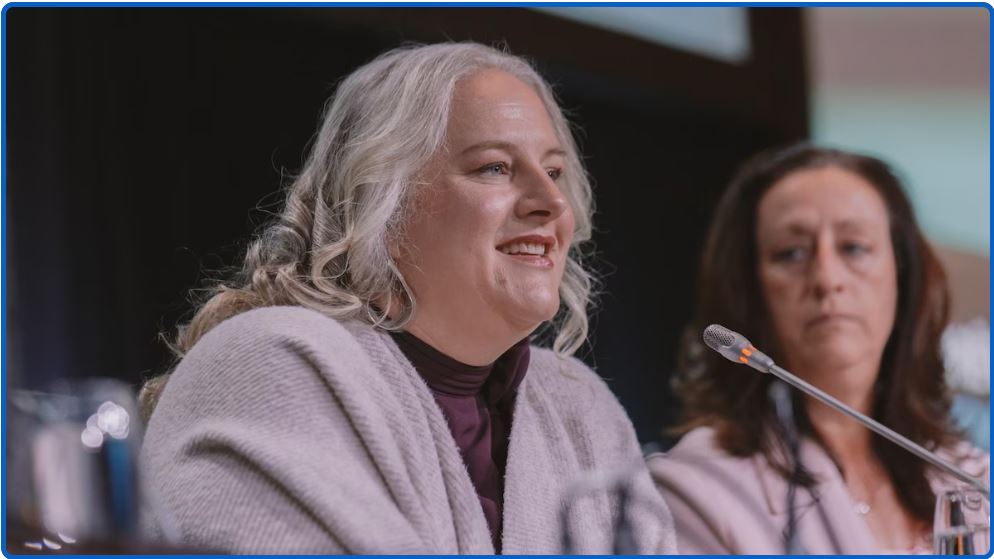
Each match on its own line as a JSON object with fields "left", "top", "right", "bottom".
{"left": 141, "top": 306, "right": 677, "bottom": 554}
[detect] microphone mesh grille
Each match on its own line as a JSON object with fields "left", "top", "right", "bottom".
{"left": 703, "top": 324, "right": 735, "bottom": 349}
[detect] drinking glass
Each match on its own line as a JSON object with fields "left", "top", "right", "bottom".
{"left": 934, "top": 488, "right": 990, "bottom": 555}
{"left": 7, "top": 378, "right": 143, "bottom": 551}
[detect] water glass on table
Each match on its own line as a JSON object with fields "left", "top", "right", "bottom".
{"left": 934, "top": 488, "right": 989, "bottom": 555}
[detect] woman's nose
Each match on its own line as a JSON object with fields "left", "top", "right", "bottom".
{"left": 811, "top": 241, "right": 846, "bottom": 298}
{"left": 515, "top": 165, "right": 568, "bottom": 222}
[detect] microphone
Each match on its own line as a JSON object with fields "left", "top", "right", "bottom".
{"left": 703, "top": 324, "right": 775, "bottom": 373}
{"left": 703, "top": 324, "right": 990, "bottom": 499}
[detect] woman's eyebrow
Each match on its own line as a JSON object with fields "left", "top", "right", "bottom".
{"left": 835, "top": 218, "right": 872, "bottom": 233}
{"left": 458, "top": 142, "right": 566, "bottom": 159}
{"left": 459, "top": 140, "right": 515, "bottom": 156}
{"left": 767, "top": 218, "right": 816, "bottom": 236}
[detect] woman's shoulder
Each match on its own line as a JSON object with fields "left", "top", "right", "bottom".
{"left": 646, "top": 426, "right": 773, "bottom": 508}
{"left": 646, "top": 427, "right": 783, "bottom": 554}
{"left": 936, "top": 440, "right": 990, "bottom": 486}
{"left": 647, "top": 426, "right": 744, "bottom": 472}
{"left": 523, "top": 347, "right": 641, "bottom": 441}
{"left": 182, "top": 306, "right": 382, "bottom": 370}
{"left": 162, "top": 307, "right": 378, "bottom": 412}
{"left": 525, "top": 347, "right": 621, "bottom": 408}
{"left": 199, "top": 305, "right": 358, "bottom": 347}
{"left": 526, "top": 346, "right": 595, "bottom": 380}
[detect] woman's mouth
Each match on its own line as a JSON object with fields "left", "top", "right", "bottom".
{"left": 805, "top": 313, "right": 859, "bottom": 330}
{"left": 496, "top": 237, "right": 555, "bottom": 268}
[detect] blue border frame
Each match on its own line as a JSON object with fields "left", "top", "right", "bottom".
{"left": 0, "top": 2, "right": 990, "bottom": 558}
{"left": 0, "top": 2, "right": 992, "bottom": 7}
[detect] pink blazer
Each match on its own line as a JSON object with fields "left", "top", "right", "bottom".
{"left": 648, "top": 426, "right": 989, "bottom": 554}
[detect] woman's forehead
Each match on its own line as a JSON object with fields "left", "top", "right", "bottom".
{"left": 757, "top": 167, "right": 890, "bottom": 232}
{"left": 446, "top": 71, "right": 557, "bottom": 144}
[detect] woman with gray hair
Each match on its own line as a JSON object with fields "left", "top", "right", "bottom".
{"left": 139, "top": 43, "right": 676, "bottom": 554}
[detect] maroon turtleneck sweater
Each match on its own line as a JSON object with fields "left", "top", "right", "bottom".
{"left": 390, "top": 332, "right": 530, "bottom": 552}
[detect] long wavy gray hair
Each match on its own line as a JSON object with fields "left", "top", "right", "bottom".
{"left": 139, "top": 42, "right": 596, "bottom": 417}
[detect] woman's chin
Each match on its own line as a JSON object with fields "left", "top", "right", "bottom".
{"left": 503, "top": 298, "right": 560, "bottom": 332}
{"left": 793, "top": 344, "right": 867, "bottom": 376}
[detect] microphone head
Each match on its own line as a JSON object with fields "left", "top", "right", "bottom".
{"left": 703, "top": 324, "right": 736, "bottom": 352}
{"left": 702, "top": 324, "right": 775, "bottom": 373}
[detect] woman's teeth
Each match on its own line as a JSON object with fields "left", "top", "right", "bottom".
{"left": 499, "top": 242, "right": 547, "bottom": 256}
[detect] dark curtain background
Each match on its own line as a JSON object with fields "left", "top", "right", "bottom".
{"left": 6, "top": 7, "right": 808, "bottom": 445}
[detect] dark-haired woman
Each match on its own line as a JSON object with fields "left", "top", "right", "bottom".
{"left": 649, "top": 144, "right": 988, "bottom": 554}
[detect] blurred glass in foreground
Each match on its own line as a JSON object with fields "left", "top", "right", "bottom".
{"left": 7, "top": 378, "right": 143, "bottom": 552}
{"left": 934, "top": 488, "right": 990, "bottom": 554}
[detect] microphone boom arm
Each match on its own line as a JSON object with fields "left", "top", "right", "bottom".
{"left": 766, "top": 363, "right": 989, "bottom": 499}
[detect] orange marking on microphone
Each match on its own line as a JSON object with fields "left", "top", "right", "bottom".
{"left": 741, "top": 347, "right": 753, "bottom": 357}
{"left": 739, "top": 356, "right": 749, "bottom": 364}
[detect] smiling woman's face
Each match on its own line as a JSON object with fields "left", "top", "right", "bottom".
{"left": 395, "top": 69, "right": 575, "bottom": 363}
{"left": 756, "top": 165, "right": 898, "bottom": 383}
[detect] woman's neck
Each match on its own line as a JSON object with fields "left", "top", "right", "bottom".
{"left": 403, "top": 317, "right": 530, "bottom": 366}
{"left": 381, "top": 293, "right": 531, "bottom": 366}
{"left": 806, "top": 396, "right": 874, "bottom": 464}
{"left": 798, "top": 359, "right": 878, "bottom": 467}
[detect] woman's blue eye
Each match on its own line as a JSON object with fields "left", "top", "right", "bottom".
{"left": 480, "top": 162, "right": 508, "bottom": 176}
{"left": 841, "top": 242, "right": 869, "bottom": 256}
{"left": 774, "top": 247, "right": 807, "bottom": 263}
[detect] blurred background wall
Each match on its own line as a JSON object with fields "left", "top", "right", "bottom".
{"left": 5, "top": 7, "right": 988, "bottom": 448}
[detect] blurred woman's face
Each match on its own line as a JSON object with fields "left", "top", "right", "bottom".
{"left": 396, "top": 69, "right": 574, "bottom": 360}
{"left": 756, "top": 166, "right": 898, "bottom": 386}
